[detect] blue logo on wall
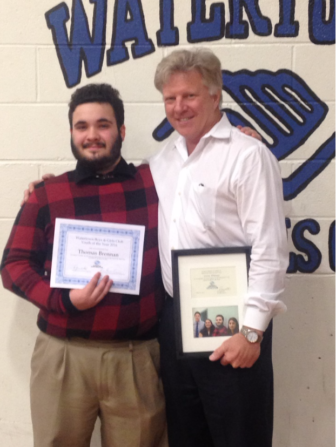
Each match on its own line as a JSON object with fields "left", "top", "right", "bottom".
{"left": 153, "top": 69, "right": 335, "bottom": 202}
{"left": 44, "top": 0, "right": 335, "bottom": 273}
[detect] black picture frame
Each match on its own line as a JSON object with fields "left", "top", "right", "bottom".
{"left": 172, "top": 246, "right": 251, "bottom": 358}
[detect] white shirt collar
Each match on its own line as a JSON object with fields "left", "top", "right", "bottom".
{"left": 174, "top": 113, "right": 232, "bottom": 160}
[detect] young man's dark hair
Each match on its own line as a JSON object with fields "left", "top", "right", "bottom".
{"left": 68, "top": 83, "right": 125, "bottom": 129}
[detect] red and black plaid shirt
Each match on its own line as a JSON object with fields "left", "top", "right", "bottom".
{"left": 213, "top": 326, "right": 228, "bottom": 336}
{"left": 1, "top": 159, "right": 164, "bottom": 340}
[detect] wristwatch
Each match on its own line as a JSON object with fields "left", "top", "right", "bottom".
{"left": 240, "top": 326, "right": 263, "bottom": 344}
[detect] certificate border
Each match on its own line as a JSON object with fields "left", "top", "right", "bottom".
{"left": 172, "top": 247, "right": 251, "bottom": 358}
{"left": 51, "top": 218, "right": 145, "bottom": 295}
{"left": 56, "top": 223, "right": 141, "bottom": 290}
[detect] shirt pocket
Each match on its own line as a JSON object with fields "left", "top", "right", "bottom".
{"left": 185, "top": 182, "right": 216, "bottom": 230}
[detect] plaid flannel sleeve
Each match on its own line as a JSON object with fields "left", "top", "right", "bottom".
{"left": 0, "top": 186, "right": 74, "bottom": 315}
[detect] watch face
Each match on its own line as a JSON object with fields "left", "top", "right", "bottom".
{"left": 247, "top": 331, "right": 259, "bottom": 343}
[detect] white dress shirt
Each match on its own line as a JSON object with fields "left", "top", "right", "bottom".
{"left": 149, "top": 114, "right": 288, "bottom": 331}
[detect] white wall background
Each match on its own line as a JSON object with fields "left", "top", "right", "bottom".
{"left": 0, "top": 0, "right": 334, "bottom": 445}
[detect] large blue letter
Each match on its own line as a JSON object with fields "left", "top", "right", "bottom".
{"left": 45, "top": 0, "right": 107, "bottom": 88}
{"left": 187, "top": 0, "right": 225, "bottom": 42}
{"left": 107, "top": 0, "right": 155, "bottom": 66}
{"left": 289, "top": 219, "right": 322, "bottom": 273}
{"left": 226, "top": 0, "right": 272, "bottom": 38}
{"left": 274, "top": 0, "right": 299, "bottom": 37}
{"left": 157, "top": 0, "right": 179, "bottom": 45}
{"left": 309, "top": 0, "right": 335, "bottom": 44}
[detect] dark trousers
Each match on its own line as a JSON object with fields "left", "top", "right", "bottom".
{"left": 159, "top": 297, "right": 274, "bottom": 447}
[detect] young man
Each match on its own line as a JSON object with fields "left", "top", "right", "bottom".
{"left": 149, "top": 49, "right": 288, "bottom": 447}
{"left": 1, "top": 84, "right": 167, "bottom": 447}
{"left": 213, "top": 315, "right": 228, "bottom": 336}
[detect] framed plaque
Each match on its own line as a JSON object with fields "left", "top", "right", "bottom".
{"left": 172, "top": 247, "right": 251, "bottom": 358}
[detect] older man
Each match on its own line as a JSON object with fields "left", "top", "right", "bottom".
{"left": 149, "top": 49, "right": 288, "bottom": 447}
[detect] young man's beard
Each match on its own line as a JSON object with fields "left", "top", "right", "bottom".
{"left": 71, "top": 133, "right": 123, "bottom": 173}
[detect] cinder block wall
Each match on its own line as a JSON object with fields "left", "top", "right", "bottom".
{"left": 0, "top": 1, "right": 334, "bottom": 445}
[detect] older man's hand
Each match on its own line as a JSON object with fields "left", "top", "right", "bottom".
{"left": 21, "top": 173, "right": 55, "bottom": 206}
{"left": 209, "top": 333, "right": 261, "bottom": 368}
{"left": 237, "top": 125, "right": 262, "bottom": 141}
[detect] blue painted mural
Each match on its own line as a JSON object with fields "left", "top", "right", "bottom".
{"left": 44, "top": 0, "right": 335, "bottom": 273}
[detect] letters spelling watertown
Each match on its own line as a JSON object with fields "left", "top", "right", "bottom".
{"left": 45, "top": 0, "right": 335, "bottom": 88}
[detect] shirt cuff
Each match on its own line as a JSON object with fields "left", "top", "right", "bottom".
{"left": 61, "top": 289, "right": 81, "bottom": 314}
{"left": 243, "top": 307, "right": 271, "bottom": 332}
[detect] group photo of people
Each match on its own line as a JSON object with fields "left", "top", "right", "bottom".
{"left": 193, "top": 308, "right": 240, "bottom": 338}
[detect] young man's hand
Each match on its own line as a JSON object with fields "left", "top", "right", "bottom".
{"left": 21, "top": 173, "right": 55, "bottom": 206}
{"left": 69, "top": 272, "right": 113, "bottom": 310}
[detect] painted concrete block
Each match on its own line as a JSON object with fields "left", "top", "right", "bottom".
{"left": 0, "top": 0, "right": 54, "bottom": 44}
{"left": 288, "top": 160, "right": 335, "bottom": 218}
{"left": 0, "top": 286, "right": 38, "bottom": 443}
{"left": 122, "top": 103, "right": 164, "bottom": 160}
{"left": 40, "top": 162, "right": 77, "bottom": 177}
{"left": 0, "top": 47, "right": 36, "bottom": 103}
{"left": 294, "top": 45, "right": 335, "bottom": 102}
{"left": 273, "top": 275, "right": 334, "bottom": 447}
{"left": 0, "top": 421, "right": 33, "bottom": 447}
{"left": 0, "top": 164, "right": 39, "bottom": 218}
{"left": 113, "top": 50, "right": 164, "bottom": 103}
{"left": 37, "top": 47, "right": 116, "bottom": 103}
{"left": 1, "top": 105, "right": 71, "bottom": 160}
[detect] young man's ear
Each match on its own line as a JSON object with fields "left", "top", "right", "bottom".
{"left": 120, "top": 125, "right": 126, "bottom": 141}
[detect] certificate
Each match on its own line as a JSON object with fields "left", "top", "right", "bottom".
{"left": 51, "top": 218, "right": 145, "bottom": 295}
{"left": 190, "top": 266, "right": 237, "bottom": 298}
{"left": 171, "top": 247, "right": 251, "bottom": 357}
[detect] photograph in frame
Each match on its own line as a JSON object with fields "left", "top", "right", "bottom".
{"left": 172, "top": 247, "right": 251, "bottom": 358}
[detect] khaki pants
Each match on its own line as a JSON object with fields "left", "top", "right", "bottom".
{"left": 30, "top": 332, "right": 167, "bottom": 447}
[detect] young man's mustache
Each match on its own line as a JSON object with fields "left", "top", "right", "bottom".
{"left": 83, "top": 142, "right": 106, "bottom": 148}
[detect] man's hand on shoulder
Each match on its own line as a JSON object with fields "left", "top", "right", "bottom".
{"left": 21, "top": 173, "right": 55, "bottom": 206}
{"left": 237, "top": 125, "right": 262, "bottom": 142}
{"left": 69, "top": 272, "right": 113, "bottom": 311}
{"left": 209, "top": 333, "right": 261, "bottom": 368}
